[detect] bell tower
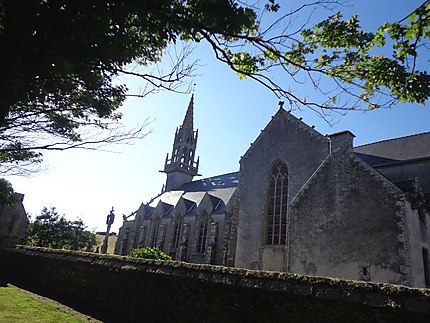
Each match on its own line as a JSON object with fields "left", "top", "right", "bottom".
{"left": 162, "top": 95, "right": 199, "bottom": 191}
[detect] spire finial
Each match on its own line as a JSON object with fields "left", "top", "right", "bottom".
{"left": 278, "top": 101, "right": 285, "bottom": 109}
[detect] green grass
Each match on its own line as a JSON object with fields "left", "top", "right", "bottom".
{"left": 0, "top": 284, "right": 94, "bottom": 322}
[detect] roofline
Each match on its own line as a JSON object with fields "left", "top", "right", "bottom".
{"left": 171, "top": 170, "right": 239, "bottom": 191}
{"left": 371, "top": 155, "right": 430, "bottom": 168}
{"left": 354, "top": 131, "right": 430, "bottom": 149}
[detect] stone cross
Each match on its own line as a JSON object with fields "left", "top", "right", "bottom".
{"left": 101, "top": 207, "right": 115, "bottom": 254}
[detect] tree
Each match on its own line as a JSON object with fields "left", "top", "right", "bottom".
{"left": 0, "top": 1, "right": 429, "bottom": 173}
{"left": 26, "top": 207, "right": 97, "bottom": 251}
{"left": 0, "top": 0, "right": 258, "bottom": 174}
{"left": 0, "top": 178, "right": 19, "bottom": 206}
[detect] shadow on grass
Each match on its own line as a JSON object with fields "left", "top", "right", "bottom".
{"left": 4, "top": 280, "right": 132, "bottom": 323}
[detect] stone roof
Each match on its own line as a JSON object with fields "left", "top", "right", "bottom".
{"left": 354, "top": 132, "right": 430, "bottom": 165}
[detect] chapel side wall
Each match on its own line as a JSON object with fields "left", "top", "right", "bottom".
{"left": 404, "top": 201, "right": 430, "bottom": 287}
{"left": 114, "top": 220, "right": 135, "bottom": 255}
{"left": 235, "top": 110, "right": 330, "bottom": 270}
{"left": 224, "top": 194, "right": 240, "bottom": 266}
{"left": 288, "top": 152, "right": 411, "bottom": 285}
{"left": 2, "top": 246, "right": 430, "bottom": 322}
{"left": 183, "top": 214, "right": 197, "bottom": 262}
{"left": 0, "top": 197, "right": 29, "bottom": 248}
{"left": 211, "top": 213, "right": 226, "bottom": 265}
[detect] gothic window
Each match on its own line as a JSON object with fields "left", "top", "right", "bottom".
{"left": 266, "top": 160, "right": 288, "bottom": 245}
{"left": 151, "top": 219, "right": 159, "bottom": 247}
{"left": 137, "top": 225, "right": 146, "bottom": 248}
{"left": 172, "top": 218, "right": 182, "bottom": 249}
{"left": 197, "top": 214, "right": 209, "bottom": 253}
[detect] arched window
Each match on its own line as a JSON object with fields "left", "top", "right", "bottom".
{"left": 197, "top": 214, "right": 209, "bottom": 253}
{"left": 151, "top": 218, "right": 159, "bottom": 247}
{"left": 172, "top": 217, "right": 182, "bottom": 249}
{"left": 266, "top": 160, "right": 288, "bottom": 245}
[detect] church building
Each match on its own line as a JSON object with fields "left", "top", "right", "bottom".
{"left": 115, "top": 97, "right": 430, "bottom": 288}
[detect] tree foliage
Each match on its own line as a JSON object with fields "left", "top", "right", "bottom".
{"left": 0, "top": 178, "right": 19, "bottom": 206}
{"left": 0, "top": 0, "right": 429, "bottom": 173}
{"left": 207, "top": 0, "right": 430, "bottom": 116}
{"left": 26, "top": 207, "right": 97, "bottom": 251}
{"left": 128, "top": 247, "right": 172, "bottom": 260}
{"left": 0, "top": 0, "right": 258, "bottom": 174}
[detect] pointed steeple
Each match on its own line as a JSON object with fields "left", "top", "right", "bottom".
{"left": 182, "top": 94, "right": 194, "bottom": 131}
{"left": 161, "top": 95, "right": 200, "bottom": 191}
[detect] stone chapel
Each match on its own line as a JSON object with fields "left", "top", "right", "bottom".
{"left": 115, "top": 97, "right": 430, "bottom": 288}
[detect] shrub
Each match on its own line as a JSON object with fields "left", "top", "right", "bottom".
{"left": 128, "top": 247, "right": 172, "bottom": 260}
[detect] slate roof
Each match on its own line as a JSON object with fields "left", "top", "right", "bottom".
{"left": 354, "top": 132, "right": 430, "bottom": 166}
{"left": 147, "top": 171, "right": 239, "bottom": 212}
{"left": 176, "top": 171, "right": 239, "bottom": 192}
{"left": 353, "top": 152, "right": 398, "bottom": 166}
{"left": 149, "top": 191, "right": 183, "bottom": 208}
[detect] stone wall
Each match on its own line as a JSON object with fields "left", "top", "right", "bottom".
{"left": 288, "top": 149, "right": 414, "bottom": 286}
{"left": 1, "top": 246, "right": 430, "bottom": 322}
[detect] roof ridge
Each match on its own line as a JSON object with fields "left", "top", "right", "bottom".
{"left": 241, "top": 109, "right": 328, "bottom": 161}
{"left": 355, "top": 131, "right": 430, "bottom": 149}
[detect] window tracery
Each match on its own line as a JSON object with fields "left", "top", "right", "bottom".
{"left": 172, "top": 216, "right": 182, "bottom": 249}
{"left": 266, "top": 160, "right": 288, "bottom": 245}
{"left": 197, "top": 213, "right": 209, "bottom": 253}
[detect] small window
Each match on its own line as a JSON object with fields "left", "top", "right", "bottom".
{"left": 359, "top": 265, "right": 371, "bottom": 282}
{"left": 419, "top": 209, "right": 426, "bottom": 226}
{"left": 423, "top": 248, "right": 430, "bottom": 287}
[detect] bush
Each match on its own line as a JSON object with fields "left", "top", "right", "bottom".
{"left": 128, "top": 247, "right": 172, "bottom": 260}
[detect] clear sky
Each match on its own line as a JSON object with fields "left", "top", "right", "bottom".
{"left": 5, "top": 0, "right": 430, "bottom": 234}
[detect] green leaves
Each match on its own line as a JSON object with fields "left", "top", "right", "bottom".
{"left": 280, "top": 2, "right": 430, "bottom": 110}
{"left": 128, "top": 247, "right": 172, "bottom": 260}
{"left": 232, "top": 52, "right": 262, "bottom": 79}
{"left": 26, "top": 207, "right": 97, "bottom": 252}
{"left": 0, "top": 178, "right": 19, "bottom": 206}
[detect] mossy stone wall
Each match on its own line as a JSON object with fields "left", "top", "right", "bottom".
{"left": 1, "top": 246, "right": 430, "bottom": 322}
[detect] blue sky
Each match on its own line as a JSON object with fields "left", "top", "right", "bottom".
{"left": 5, "top": 0, "right": 430, "bottom": 233}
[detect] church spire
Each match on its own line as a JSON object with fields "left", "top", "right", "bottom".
{"left": 162, "top": 95, "right": 199, "bottom": 191}
{"left": 182, "top": 94, "right": 194, "bottom": 131}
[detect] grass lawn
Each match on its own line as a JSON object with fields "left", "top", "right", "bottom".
{"left": 0, "top": 284, "right": 100, "bottom": 322}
